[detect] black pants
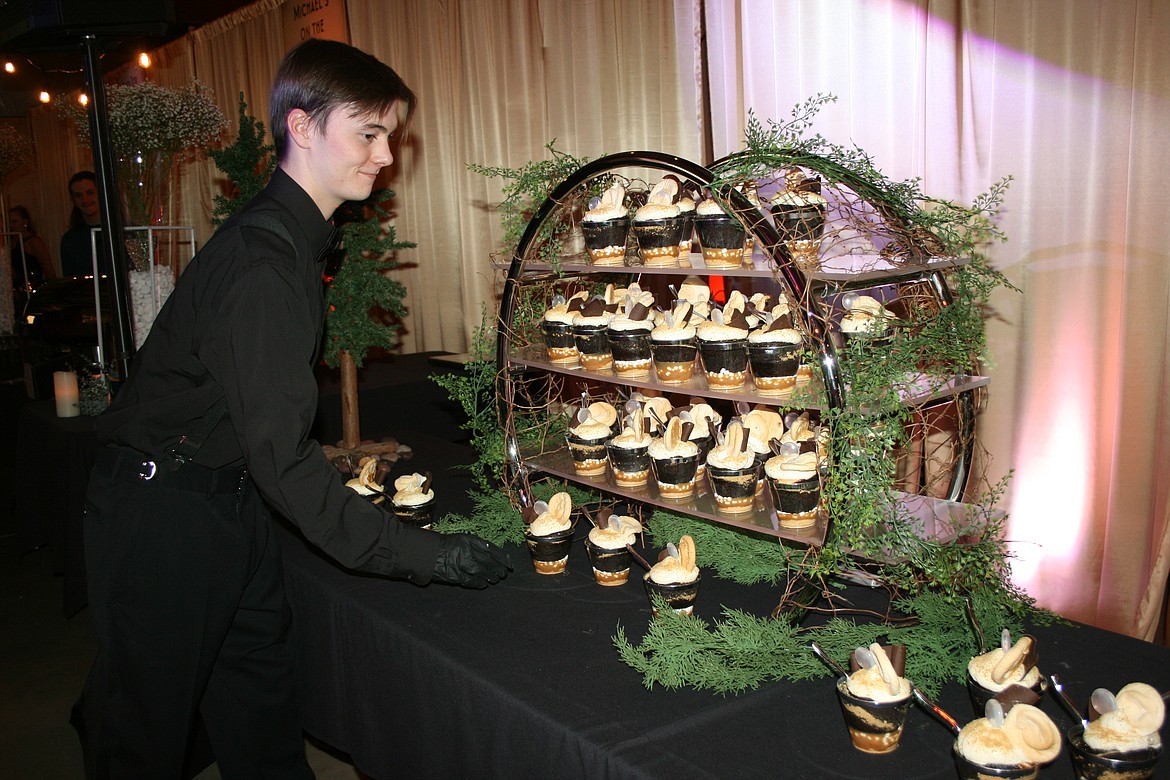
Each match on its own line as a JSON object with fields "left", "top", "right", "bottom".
{"left": 78, "top": 447, "right": 314, "bottom": 779}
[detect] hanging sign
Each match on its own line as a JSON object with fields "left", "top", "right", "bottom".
{"left": 282, "top": 0, "right": 349, "bottom": 46}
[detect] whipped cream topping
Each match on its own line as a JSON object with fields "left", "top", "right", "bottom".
{"left": 771, "top": 189, "right": 827, "bottom": 208}
{"left": 748, "top": 326, "right": 802, "bottom": 344}
{"left": 647, "top": 436, "right": 698, "bottom": 460}
{"left": 695, "top": 197, "right": 729, "bottom": 217}
{"left": 846, "top": 644, "right": 911, "bottom": 703}
{"left": 765, "top": 450, "right": 818, "bottom": 481}
{"left": 841, "top": 295, "right": 895, "bottom": 335}
{"left": 634, "top": 178, "right": 681, "bottom": 222}
{"left": 392, "top": 472, "right": 434, "bottom": 506}
{"left": 587, "top": 515, "right": 642, "bottom": 550}
{"left": 529, "top": 492, "right": 572, "bottom": 536}
{"left": 1083, "top": 682, "right": 1165, "bottom": 752}
{"left": 955, "top": 704, "right": 1062, "bottom": 768}
{"left": 584, "top": 182, "right": 628, "bottom": 222}
{"left": 648, "top": 535, "right": 698, "bottom": 585}
{"left": 967, "top": 646, "right": 1042, "bottom": 692}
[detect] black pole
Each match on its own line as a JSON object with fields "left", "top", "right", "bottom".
{"left": 80, "top": 33, "right": 135, "bottom": 381}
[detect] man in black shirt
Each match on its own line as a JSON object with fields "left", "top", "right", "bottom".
{"left": 78, "top": 39, "right": 510, "bottom": 778}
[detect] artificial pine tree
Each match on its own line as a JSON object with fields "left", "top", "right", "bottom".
{"left": 324, "top": 191, "right": 415, "bottom": 448}
{"left": 209, "top": 93, "right": 276, "bottom": 225}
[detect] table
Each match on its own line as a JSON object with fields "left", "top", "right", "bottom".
{"left": 277, "top": 432, "right": 1170, "bottom": 780}
{"left": 17, "top": 399, "right": 97, "bottom": 616}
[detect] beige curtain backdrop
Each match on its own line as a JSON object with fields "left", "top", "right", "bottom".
{"left": 16, "top": 0, "right": 1167, "bottom": 640}
{"left": 706, "top": 0, "right": 1170, "bottom": 641}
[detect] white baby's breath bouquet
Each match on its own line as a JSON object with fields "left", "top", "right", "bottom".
{"left": 64, "top": 80, "right": 226, "bottom": 156}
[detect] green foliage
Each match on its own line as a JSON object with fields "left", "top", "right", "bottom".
{"left": 209, "top": 93, "right": 276, "bottom": 226}
{"left": 613, "top": 588, "right": 1035, "bottom": 696}
{"left": 468, "top": 140, "right": 593, "bottom": 269}
{"left": 323, "top": 190, "right": 415, "bottom": 368}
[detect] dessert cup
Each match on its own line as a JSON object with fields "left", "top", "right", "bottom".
{"left": 643, "top": 572, "right": 700, "bottom": 617}
{"left": 768, "top": 474, "right": 820, "bottom": 529}
{"left": 541, "top": 320, "right": 579, "bottom": 366}
{"left": 580, "top": 216, "right": 630, "bottom": 266}
{"left": 835, "top": 678, "right": 913, "bottom": 754}
{"left": 698, "top": 338, "right": 750, "bottom": 390}
{"left": 605, "top": 440, "right": 651, "bottom": 488}
{"left": 524, "top": 526, "right": 575, "bottom": 575}
{"left": 651, "top": 453, "right": 699, "bottom": 500}
{"left": 390, "top": 495, "right": 436, "bottom": 529}
{"left": 607, "top": 328, "right": 652, "bottom": 378}
{"left": 1066, "top": 723, "right": 1162, "bottom": 780}
{"left": 566, "top": 432, "right": 610, "bottom": 477}
{"left": 772, "top": 203, "right": 825, "bottom": 272}
{"left": 706, "top": 463, "right": 761, "bottom": 514}
{"left": 572, "top": 322, "right": 613, "bottom": 371}
{"left": 952, "top": 744, "right": 1040, "bottom": 779}
{"left": 650, "top": 338, "right": 698, "bottom": 384}
{"left": 694, "top": 214, "right": 747, "bottom": 269}
{"left": 747, "top": 341, "right": 801, "bottom": 395}
{"left": 966, "top": 672, "right": 1048, "bottom": 716}
{"left": 632, "top": 216, "right": 686, "bottom": 267}
{"left": 584, "top": 539, "right": 633, "bottom": 586}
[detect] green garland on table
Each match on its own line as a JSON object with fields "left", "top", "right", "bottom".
{"left": 614, "top": 589, "right": 1039, "bottom": 697}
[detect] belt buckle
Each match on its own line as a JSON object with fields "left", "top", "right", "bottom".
{"left": 138, "top": 460, "right": 158, "bottom": 480}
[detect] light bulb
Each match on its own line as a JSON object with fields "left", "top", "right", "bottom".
{"left": 4, "top": 62, "right": 15, "bottom": 74}
{"left": 138, "top": 52, "right": 151, "bottom": 68}
{"left": 38, "top": 91, "right": 51, "bottom": 104}
{"left": 78, "top": 93, "right": 89, "bottom": 106}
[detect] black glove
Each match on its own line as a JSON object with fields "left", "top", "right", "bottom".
{"left": 432, "top": 533, "right": 512, "bottom": 589}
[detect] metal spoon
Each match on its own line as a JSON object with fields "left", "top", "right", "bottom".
{"left": 913, "top": 687, "right": 962, "bottom": 736}
{"left": 1048, "top": 674, "right": 1088, "bottom": 727}
{"left": 809, "top": 642, "right": 850, "bottom": 682}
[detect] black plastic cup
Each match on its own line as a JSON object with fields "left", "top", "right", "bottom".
{"left": 1066, "top": 723, "right": 1161, "bottom": 780}
{"left": 606, "top": 441, "right": 651, "bottom": 488}
{"left": 524, "top": 527, "right": 575, "bottom": 575}
{"left": 695, "top": 214, "right": 747, "bottom": 269}
{"left": 572, "top": 322, "right": 612, "bottom": 371}
{"left": 836, "top": 678, "right": 913, "bottom": 754}
{"left": 632, "top": 216, "right": 686, "bottom": 266}
{"left": 584, "top": 539, "right": 634, "bottom": 586}
{"left": 566, "top": 432, "right": 610, "bottom": 477}
{"left": 391, "top": 496, "right": 436, "bottom": 529}
{"left": 768, "top": 474, "right": 820, "bottom": 528}
{"left": 706, "top": 462, "right": 761, "bottom": 514}
{"left": 651, "top": 453, "right": 699, "bottom": 499}
{"left": 698, "top": 338, "right": 749, "bottom": 389}
{"left": 650, "top": 338, "right": 698, "bottom": 384}
{"left": 966, "top": 672, "right": 1047, "bottom": 717}
{"left": 643, "top": 572, "right": 701, "bottom": 617}
{"left": 771, "top": 203, "right": 825, "bottom": 242}
{"left": 581, "top": 216, "right": 631, "bottom": 266}
{"left": 607, "top": 328, "right": 653, "bottom": 378}
{"left": 747, "top": 341, "right": 801, "bottom": 395}
{"left": 541, "top": 320, "right": 578, "bottom": 366}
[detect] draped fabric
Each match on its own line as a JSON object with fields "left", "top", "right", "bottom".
{"left": 705, "top": 0, "right": 1170, "bottom": 641}
{"left": 13, "top": 0, "right": 1169, "bottom": 641}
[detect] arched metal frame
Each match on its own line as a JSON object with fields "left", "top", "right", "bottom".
{"left": 495, "top": 150, "right": 976, "bottom": 511}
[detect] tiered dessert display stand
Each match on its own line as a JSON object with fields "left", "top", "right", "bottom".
{"left": 495, "top": 151, "right": 987, "bottom": 554}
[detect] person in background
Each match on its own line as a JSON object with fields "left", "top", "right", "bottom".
{"left": 7, "top": 205, "right": 52, "bottom": 307}
{"left": 59, "top": 170, "right": 103, "bottom": 276}
{"left": 76, "top": 39, "right": 511, "bottom": 778}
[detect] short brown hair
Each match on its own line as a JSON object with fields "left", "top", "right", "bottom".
{"left": 269, "top": 39, "right": 416, "bottom": 160}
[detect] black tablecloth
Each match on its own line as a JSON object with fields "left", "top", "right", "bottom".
{"left": 277, "top": 432, "right": 1170, "bottom": 780}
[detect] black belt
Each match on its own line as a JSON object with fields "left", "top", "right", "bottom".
{"left": 96, "top": 445, "right": 248, "bottom": 494}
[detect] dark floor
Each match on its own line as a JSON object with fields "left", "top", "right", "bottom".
{"left": 0, "top": 354, "right": 474, "bottom": 778}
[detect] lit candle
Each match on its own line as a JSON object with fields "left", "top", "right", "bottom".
{"left": 53, "top": 371, "right": 80, "bottom": 418}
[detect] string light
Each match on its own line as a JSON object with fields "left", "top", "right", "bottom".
{"left": 138, "top": 52, "right": 151, "bottom": 68}
{"left": 3, "top": 61, "right": 14, "bottom": 74}
{"left": 78, "top": 93, "right": 89, "bottom": 106}
{"left": 38, "top": 91, "right": 50, "bottom": 103}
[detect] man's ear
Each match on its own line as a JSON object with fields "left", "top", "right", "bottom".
{"left": 287, "top": 108, "right": 314, "bottom": 151}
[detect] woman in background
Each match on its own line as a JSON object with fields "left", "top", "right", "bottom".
{"left": 59, "top": 170, "right": 104, "bottom": 277}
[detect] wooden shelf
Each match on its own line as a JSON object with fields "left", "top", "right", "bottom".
{"left": 523, "top": 446, "right": 828, "bottom": 546}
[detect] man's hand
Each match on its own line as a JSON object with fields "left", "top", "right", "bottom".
{"left": 432, "top": 533, "right": 512, "bottom": 588}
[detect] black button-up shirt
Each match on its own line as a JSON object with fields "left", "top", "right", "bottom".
{"left": 97, "top": 168, "right": 441, "bottom": 582}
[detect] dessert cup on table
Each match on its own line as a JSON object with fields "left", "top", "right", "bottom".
{"left": 835, "top": 678, "right": 913, "bottom": 754}
{"left": 704, "top": 420, "right": 760, "bottom": 515}
{"left": 643, "top": 535, "right": 700, "bottom": 617}
{"left": 583, "top": 511, "right": 641, "bottom": 587}
{"left": 523, "top": 491, "right": 576, "bottom": 575}
{"left": 1067, "top": 724, "right": 1162, "bottom": 780}
{"left": 697, "top": 338, "right": 749, "bottom": 390}
{"left": 966, "top": 632, "right": 1044, "bottom": 716}
{"left": 540, "top": 290, "right": 588, "bottom": 366}
{"left": 606, "top": 439, "right": 651, "bottom": 488}
{"left": 952, "top": 701, "right": 1062, "bottom": 780}
{"left": 649, "top": 300, "right": 698, "bottom": 384}
{"left": 581, "top": 182, "right": 631, "bottom": 266}
{"left": 390, "top": 494, "right": 435, "bottom": 529}
{"left": 606, "top": 325, "right": 652, "bottom": 378}
{"left": 765, "top": 446, "right": 821, "bottom": 529}
{"left": 632, "top": 216, "right": 685, "bottom": 267}
{"left": 572, "top": 321, "right": 613, "bottom": 371}
{"left": 747, "top": 337, "right": 801, "bottom": 396}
